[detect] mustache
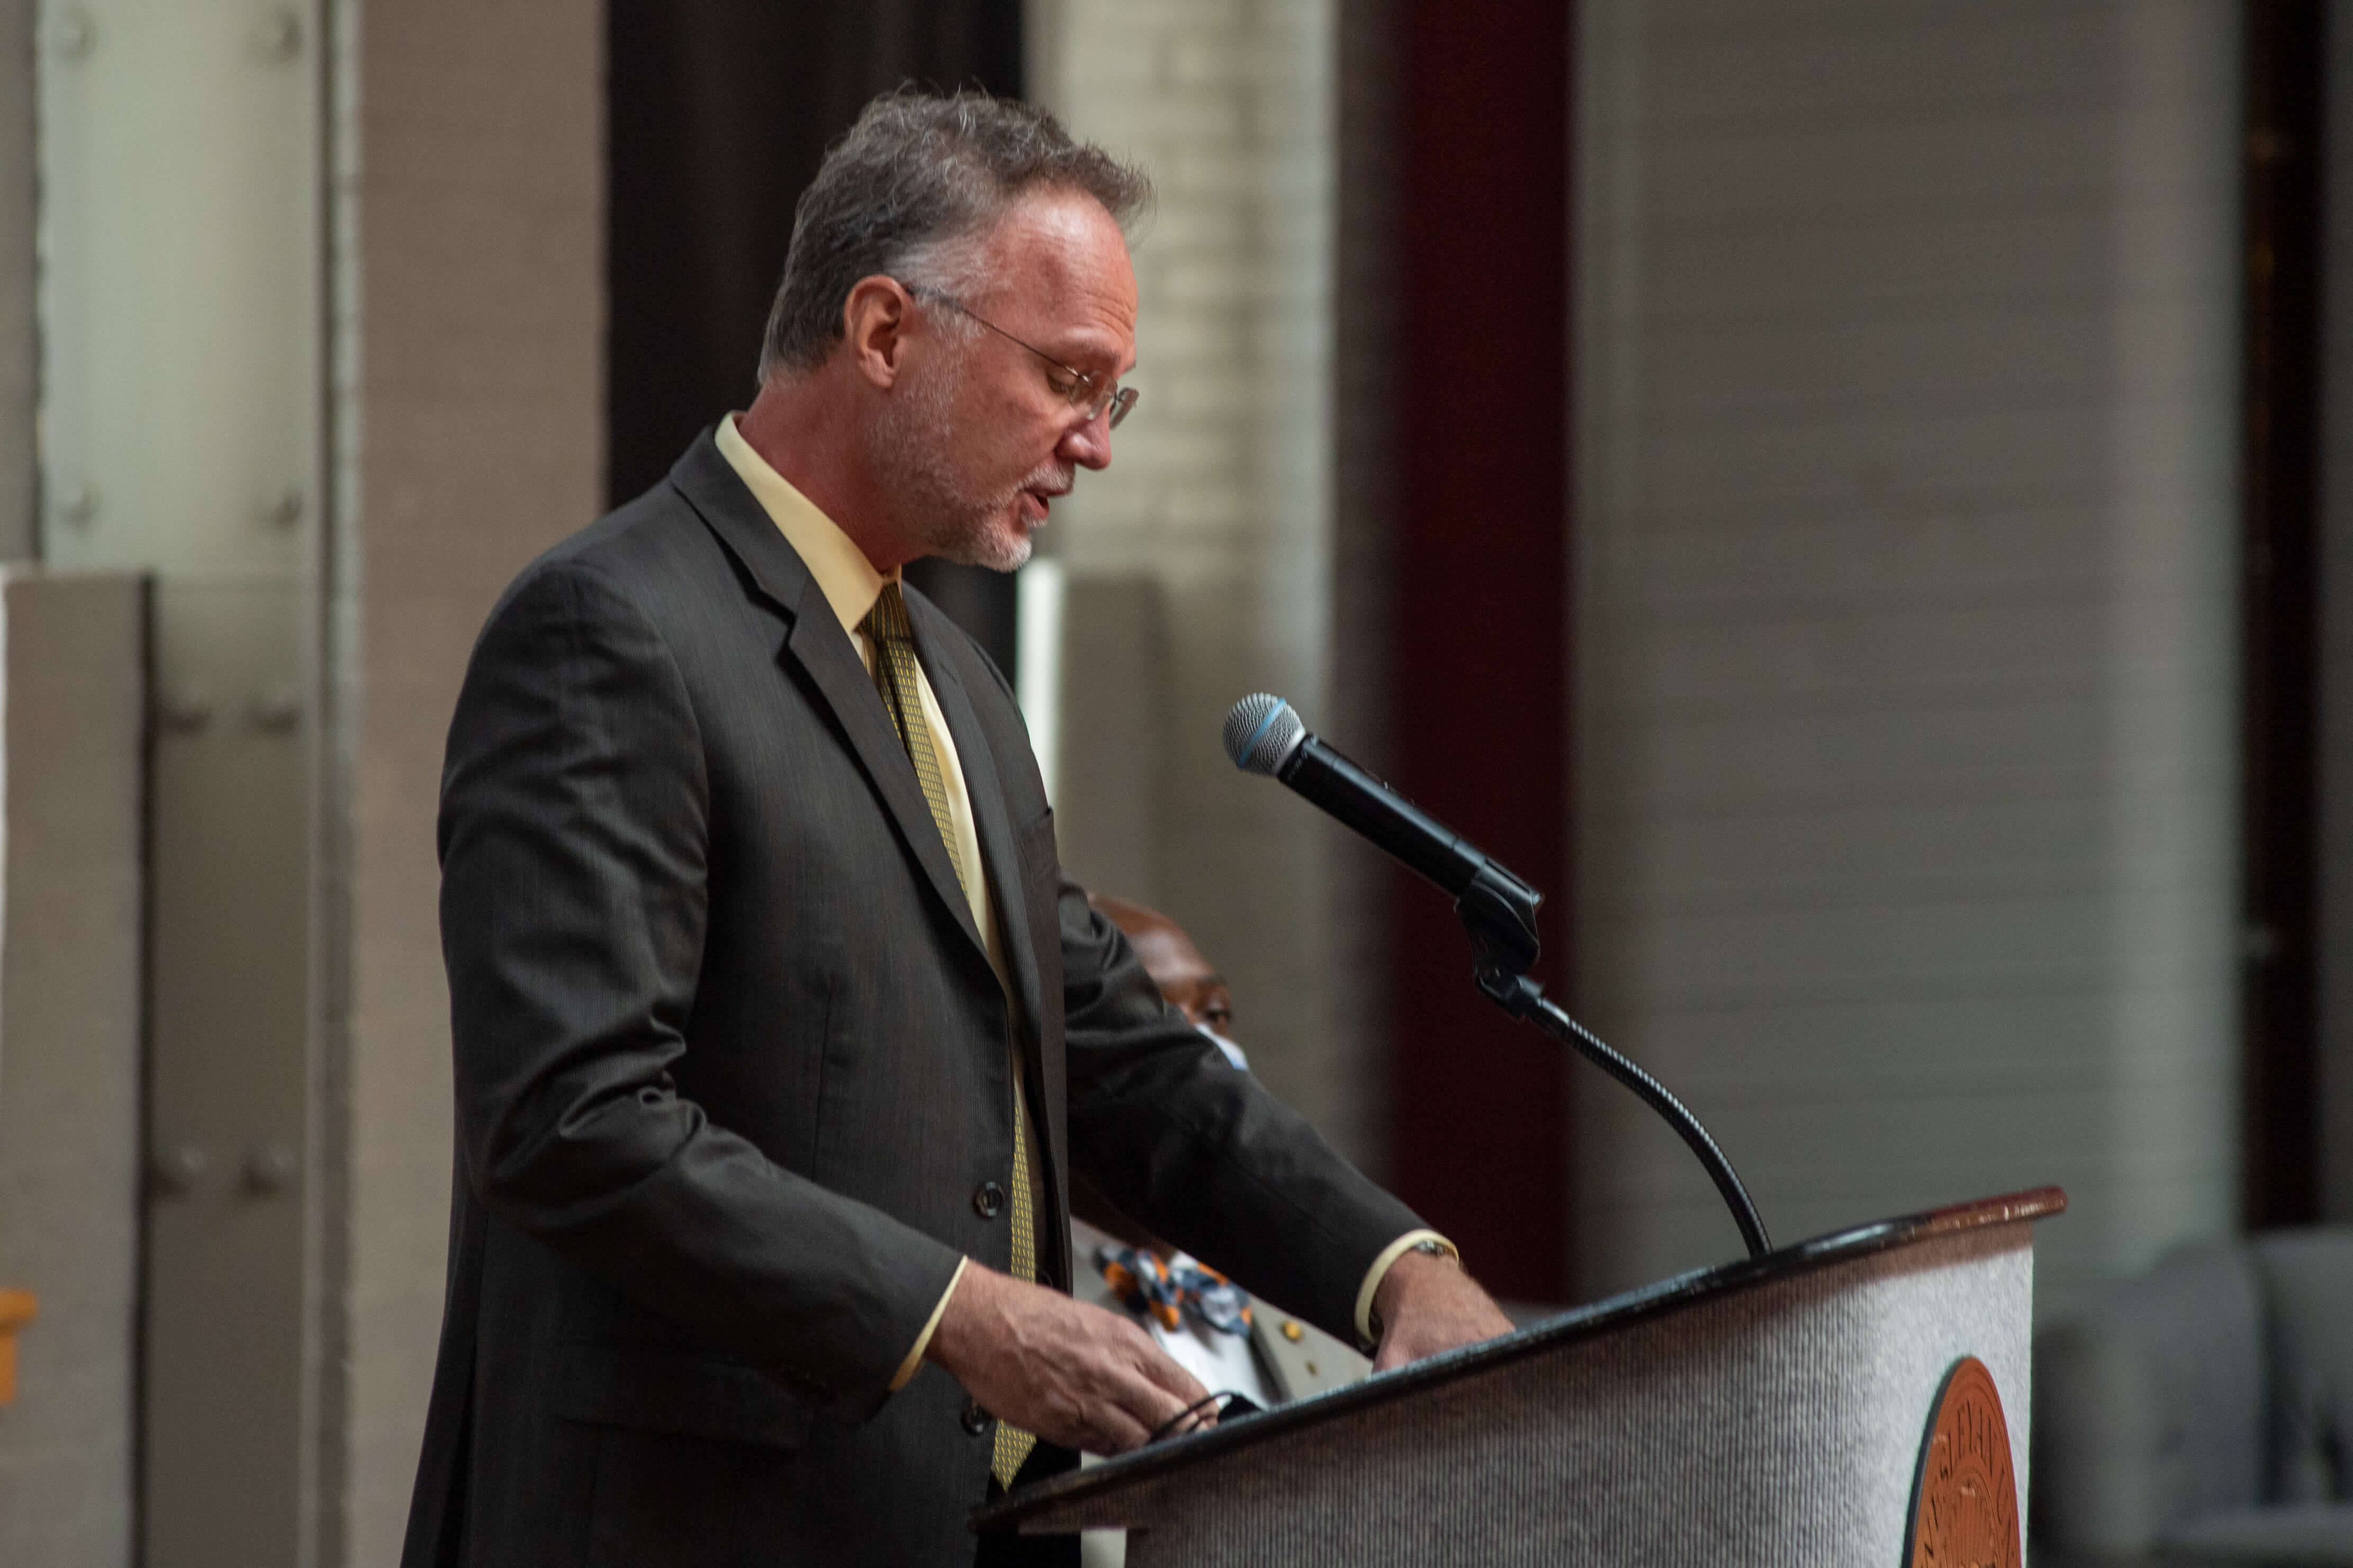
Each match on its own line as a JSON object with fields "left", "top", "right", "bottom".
{"left": 1018, "top": 463, "right": 1074, "bottom": 500}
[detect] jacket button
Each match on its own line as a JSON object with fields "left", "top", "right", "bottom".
{"left": 973, "top": 1181, "right": 1005, "bottom": 1219}
{"left": 961, "top": 1398, "right": 993, "bottom": 1436}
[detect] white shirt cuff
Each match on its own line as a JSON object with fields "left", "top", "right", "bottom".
{"left": 1353, "top": 1229, "right": 1459, "bottom": 1348}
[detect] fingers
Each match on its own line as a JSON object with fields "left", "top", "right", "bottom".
{"left": 1100, "top": 1348, "right": 1205, "bottom": 1444}
{"left": 941, "top": 1275, "right": 1236, "bottom": 1455}
{"left": 1118, "top": 1331, "right": 1218, "bottom": 1443}
{"left": 1077, "top": 1401, "right": 1156, "bottom": 1456}
{"left": 1046, "top": 1358, "right": 1179, "bottom": 1456}
{"left": 1065, "top": 1302, "right": 1204, "bottom": 1425}
{"left": 1119, "top": 1320, "right": 1211, "bottom": 1407}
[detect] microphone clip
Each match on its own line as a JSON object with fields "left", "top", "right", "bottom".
{"left": 1457, "top": 862, "right": 1543, "bottom": 1007}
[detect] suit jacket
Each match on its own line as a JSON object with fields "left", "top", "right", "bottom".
{"left": 401, "top": 430, "right": 1427, "bottom": 1568}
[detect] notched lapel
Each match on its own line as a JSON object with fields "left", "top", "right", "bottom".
{"left": 669, "top": 429, "right": 810, "bottom": 622}
{"left": 782, "top": 588, "right": 989, "bottom": 962}
{"left": 909, "top": 598, "right": 1068, "bottom": 1259}
{"left": 670, "top": 430, "right": 989, "bottom": 965}
{"left": 910, "top": 606, "right": 1047, "bottom": 1035}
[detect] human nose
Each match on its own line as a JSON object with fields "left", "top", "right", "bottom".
{"left": 1060, "top": 406, "right": 1113, "bottom": 470}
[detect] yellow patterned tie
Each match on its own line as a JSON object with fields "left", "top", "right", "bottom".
{"left": 861, "top": 583, "right": 1038, "bottom": 1487}
{"left": 999, "top": 1082, "right": 1038, "bottom": 1483}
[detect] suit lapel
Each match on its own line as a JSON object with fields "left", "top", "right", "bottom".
{"left": 670, "top": 432, "right": 987, "bottom": 963}
{"left": 672, "top": 431, "right": 1067, "bottom": 1279}
{"left": 787, "top": 593, "right": 988, "bottom": 958}
{"left": 910, "top": 608, "right": 1046, "bottom": 1036}
{"left": 908, "top": 594, "right": 1069, "bottom": 1275}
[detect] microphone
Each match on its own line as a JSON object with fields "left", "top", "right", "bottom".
{"left": 1222, "top": 692, "right": 1774, "bottom": 1260}
{"left": 1221, "top": 692, "right": 1540, "bottom": 918}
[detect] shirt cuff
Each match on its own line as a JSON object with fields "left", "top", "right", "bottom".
{"left": 888, "top": 1256, "right": 968, "bottom": 1392}
{"left": 1353, "top": 1229, "right": 1459, "bottom": 1348}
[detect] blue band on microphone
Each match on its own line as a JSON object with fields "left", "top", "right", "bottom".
{"left": 1233, "top": 704, "right": 1285, "bottom": 771}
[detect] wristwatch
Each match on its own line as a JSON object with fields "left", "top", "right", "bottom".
{"left": 1367, "top": 1238, "right": 1459, "bottom": 1342}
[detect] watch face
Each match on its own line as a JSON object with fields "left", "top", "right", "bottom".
{"left": 1904, "top": 1357, "right": 2020, "bottom": 1568}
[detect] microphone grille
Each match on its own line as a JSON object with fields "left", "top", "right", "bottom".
{"left": 1223, "top": 693, "right": 1305, "bottom": 776}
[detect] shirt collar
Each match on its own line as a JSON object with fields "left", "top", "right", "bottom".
{"left": 714, "top": 412, "right": 893, "bottom": 638}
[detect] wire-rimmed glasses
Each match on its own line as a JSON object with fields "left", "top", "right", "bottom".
{"left": 901, "top": 282, "right": 1139, "bottom": 429}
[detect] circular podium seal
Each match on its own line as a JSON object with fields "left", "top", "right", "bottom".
{"left": 1903, "top": 1356, "right": 2020, "bottom": 1568}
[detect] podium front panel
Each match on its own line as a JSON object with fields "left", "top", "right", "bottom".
{"left": 986, "top": 1195, "right": 2052, "bottom": 1567}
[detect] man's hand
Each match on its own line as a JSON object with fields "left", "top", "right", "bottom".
{"left": 1369, "top": 1248, "right": 1514, "bottom": 1372}
{"left": 926, "top": 1263, "right": 1214, "bottom": 1455}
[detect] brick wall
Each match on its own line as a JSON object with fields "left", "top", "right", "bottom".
{"left": 1038, "top": 0, "right": 1387, "bottom": 1167}
{"left": 1331, "top": 0, "right": 1401, "bottom": 1181}
{"left": 329, "top": 2, "right": 604, "bottom": 1560}
{"left": 1573, "top": 0, "right": 2244, "bottom": 1312}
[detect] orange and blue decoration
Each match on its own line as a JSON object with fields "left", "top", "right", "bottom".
{"left": 1095, "top": 1242, "right": 1254, "bottom": 1336}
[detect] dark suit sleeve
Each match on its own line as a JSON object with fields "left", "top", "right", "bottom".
{"left": 1056, "top": 884, "right": 1428, "bottom": 1348}
{"left": 438, "top": 560, "right": 963, "bottom": 1413}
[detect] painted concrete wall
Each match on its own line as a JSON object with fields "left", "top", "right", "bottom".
{"left": 1573, "top": 0, "right": 2244, "bottom": 1314}
{"left": 0, "top": 0, "right": 31, "bottom": 561}
{"left": 34, "top": 5, "right": 322, "bottom": 1557}
{"left": 0, "top": 574, "right": 146, "bottom": 1568}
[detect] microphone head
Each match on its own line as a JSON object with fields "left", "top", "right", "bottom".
{"left": 1223, "top": 693, "right": 1306, "bottom": 776}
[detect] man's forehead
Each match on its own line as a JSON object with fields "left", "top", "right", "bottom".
{"left": 975, "top": 191, "right": 1138, "bottom": 334}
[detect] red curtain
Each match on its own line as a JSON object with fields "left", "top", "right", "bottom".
{"left": 1388, "top": 0, "right": 1574, "bottom": 1303}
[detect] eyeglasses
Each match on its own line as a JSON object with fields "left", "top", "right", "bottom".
{"left": 900, "top": 283, "right": 1139, "bottom": 430}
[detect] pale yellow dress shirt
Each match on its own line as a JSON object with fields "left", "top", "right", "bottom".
{"left": 714, "top": 415, "right": 1453, "bottom": 1389}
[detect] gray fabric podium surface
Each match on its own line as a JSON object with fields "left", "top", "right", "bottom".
{"left": 978, "top": 1189, "right": 2062, "bottom": 1566}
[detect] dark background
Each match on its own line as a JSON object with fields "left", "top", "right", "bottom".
{"left": 607, "top": 0, "right": 1027, "bottom": 674}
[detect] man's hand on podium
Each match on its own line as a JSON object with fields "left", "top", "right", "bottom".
{"left": 1369, "top": 1249, "right": 1514, "bottom": 1373}
{"left": 927, "top": 1262, "right": 1215, "bottom": 1456}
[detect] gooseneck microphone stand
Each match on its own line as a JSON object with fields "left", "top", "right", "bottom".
{"left": 1455, "top": 865, "right": 1771, "bottom": 1261}
{"left": 1221, "top": 691, "right": 1771, "bottom": 1261}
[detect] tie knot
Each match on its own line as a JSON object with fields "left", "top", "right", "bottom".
{"left": 861, "top": 581, "right": 913, "bottom": 647}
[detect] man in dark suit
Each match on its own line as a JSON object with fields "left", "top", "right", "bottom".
{"left": 402, "top": 90, "right": 1510, "bottom": 1568}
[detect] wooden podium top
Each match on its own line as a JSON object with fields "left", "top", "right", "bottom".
{"left": 976, "top": 1185, "right": 2064, "bottom": 1535}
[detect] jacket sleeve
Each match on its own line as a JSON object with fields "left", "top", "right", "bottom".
{"left": 438, "top": 559, "right": 963, "bottom": 1415}
{"left": 1055, "top": 881, "right": 1428, "bottom": 1348}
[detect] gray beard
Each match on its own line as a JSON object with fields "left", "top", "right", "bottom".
{"left": 868, "top": 356, "right": 1042, "bottom": 573}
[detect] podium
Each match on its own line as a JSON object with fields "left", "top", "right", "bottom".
{"left": 976, "top": 1188, "right": 2062, "bottom": 1566}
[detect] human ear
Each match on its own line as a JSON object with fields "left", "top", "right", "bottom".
{"left": 840, "top": 276, "right": 912, "bottom": 389}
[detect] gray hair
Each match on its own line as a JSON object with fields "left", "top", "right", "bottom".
{"left": 759, "top": 89, "right": 1152, "bottom": 382}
